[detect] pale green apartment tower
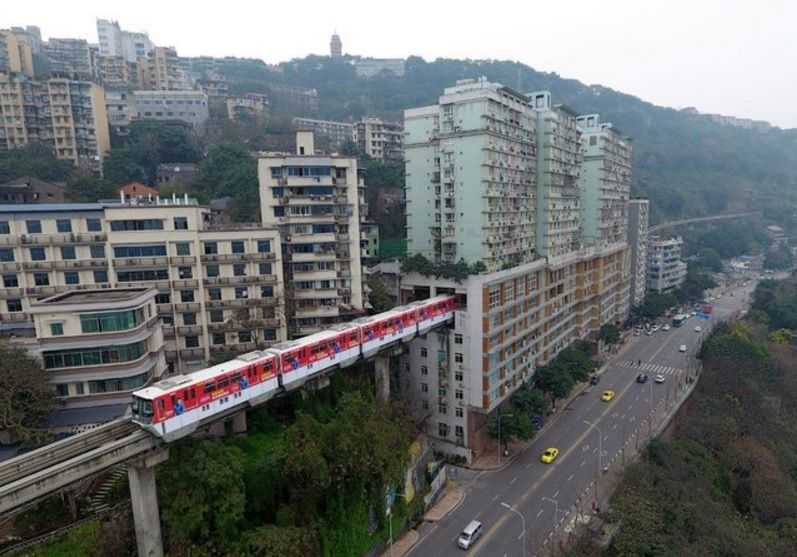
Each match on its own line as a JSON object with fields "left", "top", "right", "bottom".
{"left": 404, "top": 78, "right": 537, "bottom": 272}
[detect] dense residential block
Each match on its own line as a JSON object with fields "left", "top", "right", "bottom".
{"left": 627, "top": 199, "right": 649, "bottom": 306}
{"left": 354, "top": 117, "right": 403, "bottom": 160}
{"left": 131, "top": 90, "right": 209, "bottom": 129}
{"left": 647, "top": 236, "right": 687, "bottom": 293}
{"left": 292, "top": 117, "right": 354, "bottom": 149}
{"left": 0, "top": 199, "right": 286, "bottom": 372}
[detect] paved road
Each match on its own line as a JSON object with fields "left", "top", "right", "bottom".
{"left": 410, "top": 280, "right": 757, "bottom": 557}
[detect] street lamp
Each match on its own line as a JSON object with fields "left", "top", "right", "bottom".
{"left": 541, "top": 496, "right": 561, "bottom": 535}
{"left": 501, "top": 502, "right": 527, "bottom": 556}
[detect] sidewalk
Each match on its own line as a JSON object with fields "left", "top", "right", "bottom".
{"left": 378, "top": 485, "right": 464, "bottom": 557}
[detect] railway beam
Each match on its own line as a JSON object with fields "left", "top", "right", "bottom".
{"left": 375, "top": 354, "right": 390, "bottom": 403}
{"left": 128, "top": 448, "right": 169, "bottom": 557}
{"left": 232, "top": 410, "right": 247, "bottom": 434}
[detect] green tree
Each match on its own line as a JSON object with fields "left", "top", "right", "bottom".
{"left": 764, "top": 245, "right": 793, "bottom": 271}
{"left": 599, "top": 323, "right": 621, "bottom": 345}
{"left": 695, "top": 247, "right": 724, "bottom": 273}
{"left": 66, "top": 176, "right": 118, "bottom": 203}
{"left": 235, "top": 525, "right": 319, "bottom": 557}
{"left": 367, "top": 275, "right": 394, "bottom": 313}
{"left": 0, "top": 144, "right": 73, "bottom": 184}
{"left": 0, "top": 343, "right": 55, "bottom": 445}
{"left": 102, "top": 147, "right": 146, "bottom": 186}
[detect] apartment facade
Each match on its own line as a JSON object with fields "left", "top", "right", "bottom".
{"left": 405, "top": 78, "right": 536, "bottom": 271}
{"left": 141, "top": 46, "right": 185, "bottom": 91}
{"left": 96, "top": 19, "right": 154, "bottom": 63}
{"left": 292, "top": 117, "right": 354, "bottom": 149}
{"left": 402, "top": 81, "right": 631, "bottom": 460}
{"left": 24, "top": 287, "right": 167, "bottom": 409}
{"left": 0, "top": 200, "right": 286, "bottom": 372}
{"left": 577, "top": 114, "right": 632, "bottom": 249}
{"left": 0, "top": 30, "right": 34, "bottom": 77}
{"left": 227, "top": 94, "right": 270, "bottom": 123}
{"left": 355, "top": 117, "right": 403, "bottom": 160}
{"left": 132, "top": 90, "right": 209, "bottom": 128}
{"left": 258, "top": 131, "right": 365, "bottom": 337}
{"left": 647, "top": 236, "right": 687, "bottom": 293}
{"left": 43, "top": 38, "right": 94, "bottom": 80}
{"left": 627, "top": 199, "right": 649, "bottom": 306}
{"left": 0, "top": 73, "right": 111, "bottom": 171}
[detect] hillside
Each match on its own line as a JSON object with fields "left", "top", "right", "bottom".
{"left": 214, "top": 55, "right": 797, "bottom": 224}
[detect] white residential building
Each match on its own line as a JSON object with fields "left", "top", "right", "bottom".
{"left": 647, "top": 236, "right": 687, "bottom": 293}
{"left": 627, "top": 199, "right": 649, "bottom": 306}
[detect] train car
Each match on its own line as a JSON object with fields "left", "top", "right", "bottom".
{"left": 354, "top": 305, "right": 420, "bottom": 359}
{"left": 412, "top": 295, "right": 457, "bottom": 334}
{"left": 131, "top": 350, "right": 278, "bottom": 441}
{"left": 267, "top": 322, "right": 362, "bottom": 391}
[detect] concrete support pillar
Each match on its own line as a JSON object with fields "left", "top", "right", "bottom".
{"left": 208, "top": 420, "right": 226, "bottom": 437}
{"left": 375, "top": 354, "right": 390, "bottom": 403}
{"left": 128, "top": 449, "right": 169, "bottom": 557}
{"left": 232, "top": 410, "right": 247, "bottom": 434}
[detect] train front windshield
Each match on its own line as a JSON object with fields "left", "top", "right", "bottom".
{"left": 131, "top": 396, "right": 154, "bottom": 423}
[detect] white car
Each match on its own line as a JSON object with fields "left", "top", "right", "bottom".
{"left": 694, "top": 326, "right": 702, "bottom": 333}
{"left": 679, "top": 344, "right": 687, "bottom": 353}
{"left": 655, "top": 375, "right": 666, "bottom": 384}
{"left": 662, "top": 324, "right": 671, "bottom": 331}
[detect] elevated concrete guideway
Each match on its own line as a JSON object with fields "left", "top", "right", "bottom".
{"left": 649, "top": 211, "right": 759, "bottom": 234}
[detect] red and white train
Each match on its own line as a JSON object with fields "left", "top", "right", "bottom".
{"left": 131, "top": 295, "right": 457, "bottom": 440}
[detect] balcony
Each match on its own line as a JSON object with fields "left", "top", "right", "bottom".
{"left": 244, "top": 252, "right": 276, "bottom": 262}
{"left": 76, "top": 233, "right": 107, "bottom": 243}
{"left": 293, "top": 269, "right": 337, "bottom": 281}
{"left": 21, "top": 260, "right": 54, "bottom": 270}
{"left": 0, "top": 262, "right": 20, "bottom": 272}
{"left": 200, "top": 253, "right": 247, "bottom": 263}
{"left": 114, "top": 256, "right": 168, "bottom": 267}
{"left": 171, "top": 279, "right": 198, "bottom": 289}
{"left": 174, "top": 302, "right": 201, "bottom": 312}
{"left": 0, "top": 287, "right": 23, "bottom": 298}
{"left": 169, "top": 256, "right": 195, "bottom": 265}
{"left": 0, "top": 313, "right": 31, "bottom": 323}
{"left": 25, "top": 285, "right": 61, "bottom": 296}
{"left": 76, "top": 259, "right": 107, "bottom": 268}
{"left": 0, "top": 235, "right": 18, "bottom": 245}
{"left": 291, "top": 251, "right": 337, "bottom": 263}
{"left": 294, "top": 306, "right": 339, "bottom": 318}
{"left": 179, "top": 348, "right": 204, "bottom": 360}
{"left": 156, "top": 303, "right": 173, "bottom": 314}
{"left": 177, "top": 325, "right": 203, "bottom": 336}
{"left": 162, "top": 325, "right": 175, "bottom": 338}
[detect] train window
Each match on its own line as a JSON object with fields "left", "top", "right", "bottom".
{"left": 218, "top": 377, "right": 229, "bottom": 389}
{"left": 188, "top": 388, "right": 195, "bottom": 399}
{"left": 157, "top": 399, "right": 165, "bottom": 411}
{"left": 171, "top": 395, "right": 177, "bottom": 407}
{"left": 204, "top": 381, "right": 215, "bottom": 392}
{"left": 231, "top": 373, "right": 241, "bottom": 384}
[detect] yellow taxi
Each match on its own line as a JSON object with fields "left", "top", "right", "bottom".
{"left": 540, "top": 447, "right": 560, "bottom": 464}
{"left": 601, "top": 390, "right": 616, "bottom": 402}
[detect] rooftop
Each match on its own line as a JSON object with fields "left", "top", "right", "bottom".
{"left": 0, "top": 203, "right": 104, "bottom": 214}
{"left": 34, "top": 288, "right": 153, "bottom": 306}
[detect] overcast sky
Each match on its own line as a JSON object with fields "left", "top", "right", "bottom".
{"left": 8, "top": 0, "right": 796, "bottom": 128}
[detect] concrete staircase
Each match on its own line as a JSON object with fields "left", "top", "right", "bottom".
{"left": 84, "top": 464, "right": 127, "bottom": 515}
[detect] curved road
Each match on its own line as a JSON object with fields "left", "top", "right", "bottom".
{"left": 410, "top": 279, "right": 757, "bottom": 557}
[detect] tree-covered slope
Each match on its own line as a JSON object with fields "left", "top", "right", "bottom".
{"left": 216, "top": 55, "right": 797, "bottom": 223}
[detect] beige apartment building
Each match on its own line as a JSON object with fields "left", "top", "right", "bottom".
{"left": 0, "top": 30, "right": 34, "bottom": 77}
{"left": 355, "top": 117, "right": 403, "bottom": 160}
{"left": 0, "top": 73, "right": 110, "bottom": 171}
{"left": 23, "top": 287, "right": 167, "bottom": 409}
{"left": 258, "top": 131, "right": 365, "bottom": 337}
{"left": 0, "top": 199, "right": 286, "bottom": 372}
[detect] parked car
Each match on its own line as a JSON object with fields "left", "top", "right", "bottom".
{"left": 590, "top": 375, "right": 600, "bottom": 385}
{"left": 679, "top": 344, "right": 687, "bottom": 352}
{"left": 655, "top": 375, "right": 666, "bottom": 384}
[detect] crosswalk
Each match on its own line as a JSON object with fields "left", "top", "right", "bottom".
{"left": 618, "top": 360, "right": 685, "bottom": 376}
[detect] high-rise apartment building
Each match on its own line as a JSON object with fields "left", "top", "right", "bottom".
{"left": 141, "top": 46, "right": 185, "bottom": 90}
{"left": 96, "top": 55, "right": 141, "bottom": 90}
{"left": 96, "top": 19, "right": 154, "bottom": 63}
{"left": 647, "top": 236, "right": 687, "bottom": 293}
{"left": 330, "top": 33, "right": 342, "bottom": 58}
{"left": 402, "top": 81, "right": 631, "bottom": 460}
{"left": 258, "top": 131, "right": 365, "bottom": 337}
{"left": 405, "top": 78, "right": 536, "bottom": 271}
{"left": 627, "top": 199, "right": 649, "bottom": 306}
{"left": 354, "top": 117, "right": 403, "bottom": 160}
{"left": 577, "top": 114, "right": 632, "bottom": 248}
{"left": 0, "top": 30, "right": 34, "bottom": 77}
{"left": 0, "top": 74, "right": 111, "bottom": 171}
{"left": 531, "top": 91, "right": 583, "bottom": 261}
{"left": 131, "top": 90, "right": 209, "bottom": 128}
{"left": 0, "top": 199, "right": 286, "bottom": 372}
{"left": 43, "top": 38, "right": 94, "bottom": 80}
{"left": 292, "top": 118, "right": 354, "bottom": 149}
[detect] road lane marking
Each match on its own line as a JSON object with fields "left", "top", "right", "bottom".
{"left": 537, "top": 509, "right": 544, "bottom": 518}
{"left": 567, "top": 474, "right": 574, "bottom": 482}
{"left": 553, "top": 490, "right": 559, "bottom": 498}
{"left": 580, "top": 459, "right": 586, "bottom": 467}
{"left": 510, "top": 476, "right": 518, "bottom": 485}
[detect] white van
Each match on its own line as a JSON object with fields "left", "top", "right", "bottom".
{"left": 457, "top": 520, "right": 483, "bottom": 550}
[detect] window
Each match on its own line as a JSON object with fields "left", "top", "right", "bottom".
{"left": 263, "top": 328, "right": 276, "bottom": 340}
{"left": 231, "top": 240, "right": 245, "bottom": 254}
{"left": 34, "top": 272, "right": 49, "bottom": 286}
{"left": 86, "top": 218, "right": 101, "bottom": 232}
{"left": 420, "top": 347, "right": 427, "bottom": 358}
{"left": 206, "top": 264, "right": 219, "bottom": 278}
{"left": 0, "top": 248, "right": 13, "bottom": 262}
{"left": 180, "top": 290, "right": 194, "bottom": 303}
{"left": 178, "top": 266, "right": 193, "bottom": 279}
{"left": 7, "top": 299, "right": 22, "bottom": 312}
{"left": 117, "top": 269, "right": 169, "bottom": 282}
{"left": 420, "top": 383, "right": 428, "bottom": 393}
{"left": 260, "top": 286, "right": 274, "bottom": 298}
{"left": 183, "top": 313, "right": 196, "bottom": 326}
{"left": 454, "top": 333, "right": 463, "bottom": 344}
{"left": 0, "top": 222, "right": 9, "bottom": 234}
{"left": 56, "top": 384, "right": 69, "bottom": 397}
{"left": 203, "top": 242, "right": 217, "bottom": 255}
{"left": 93, "top": 270, "right": 108, "bottom": 283}
{"left": 212, "top": 333, "right": 226, "bottom": 345}
{"left": 455, "top": 425, "right": 464, "bottom": 438}
{"left": 109, "top": 219, "right": 163, "bottom": 231}
{"left": 438, "top": 403, "right": 447, "bottom": 415}
{"left": 174, "top": 217, "right": 188, "bottom": 230}
{"left": 235, "top": 287, "right": 248, "bottom": 299}
{"left": 76, "top": 382, "right": 85, "bottom": 395}
{"left": 455, "top": 390, "right": 464, "bottom": 400}
{"left": 81, "top": 309, "right": 144, "bottom": 333}
{"left": 439, "top": 388, "right": 447, "bottom": 397}
{"left": 155, "top": 293, "right": 171, "bottom": 304}
{"left": 185, "top": 336, "right": 199, "bottom": 348}
{"left": 438, "top": 423, "right": 449, "bottom": 437}
{"left": 259, "top": 263, "right": 272, "bottom": 275}
{"left": 455, "top": 407, "right": 464, "bottom": 418}
{"left": 420, "top": 365, "right": 428, "bottom": 376}
{"left": 209, "top": 309, "right": 224, "bottom": 323}
{"left": 455, "top": 353, "right": 464, "bottom": 363}
{"left": 3, "top": 274, "right": 18, "bottom": 287}
{"left": 113, "top": 245, "right": 166, "bottom": 258}
{"left": 590, "top": 135, "right": 597, "bottom": 146}
{"left": 29, "top": 247, "right": 46, "bottom": 261}
{"left": 257, "top": 240, "right": 271, "bottom": 253}
{"left": 50, "top": 323, "right": 64, "bottom": 336}
{"left": 61, "top": 246, "right": 76, "bottom": 260}
{"left": 208, "top": 288, "right": 221, "bottom": 301}
{"left": 90, "top": 245, "right": 105, "bottom": 259}
{"left": 64, "top": 271, "right": 79, "bottom": 285}
{"left": 455, "top": 371, "right": 463, "bottom": 382}
{"left": 422, "top": 400, "right": 429, "bottom": 410}
{"left": 233, "top": 263, "right": 246, "bottom": 276}
{"left": 176, "top": 242, "right": 190, "bottom": 256}
{"left": 26, "top": 220, "right": 42, "bottom": 234}
{"left": 43, "top": 341, "right": 147, "bottom": 369}
{"left": 489, "top": 287, "right": 500, "bottom": 309}
{"left": 238, "top": 330, "right": 252, "bottom": 343}
{"left": 56, "top": 219, "right": 72, "bottom": 233}
{"left": 161, "top": 315, "right": 174, "bottom": 325}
